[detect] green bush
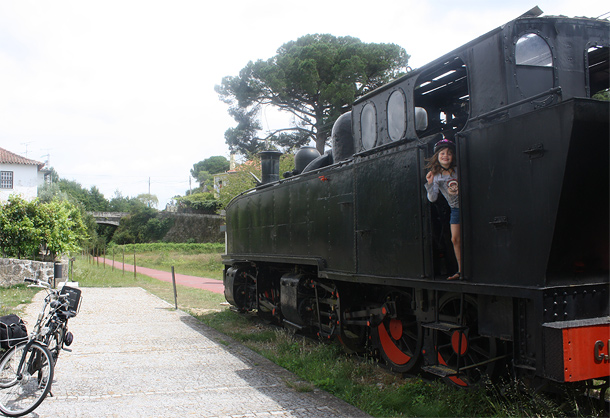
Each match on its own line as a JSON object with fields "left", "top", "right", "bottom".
{"left": 176, "top": 193, "right": 220, "bottom": 214}
{"left": 0, "top": 195, "right": 88, "bottom": 260}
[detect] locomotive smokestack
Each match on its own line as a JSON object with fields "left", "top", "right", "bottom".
{"left": 259, "top": 150, "right": 282, "bottom": 184}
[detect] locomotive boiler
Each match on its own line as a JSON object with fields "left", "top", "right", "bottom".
{"left": 223, "top": 9, "right": 610, "bottom": 391}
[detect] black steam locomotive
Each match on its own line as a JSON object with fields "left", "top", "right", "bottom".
{"left": 223, "top": 9, "right": 609, "bottom": 390}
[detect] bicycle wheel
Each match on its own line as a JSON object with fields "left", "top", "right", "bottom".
{"left": 0, "top": 346, "right": 21, "bottom": 389}
{"left": 0, "top": 342, "right": 54, "bottom": 417}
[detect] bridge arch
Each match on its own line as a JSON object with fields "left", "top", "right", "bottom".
{"left": 88, "top": 212, "right": 129, "bottom": 227}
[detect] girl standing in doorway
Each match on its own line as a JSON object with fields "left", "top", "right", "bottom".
{"left": 425, "top": 139, "right": 461, "bottom": 280}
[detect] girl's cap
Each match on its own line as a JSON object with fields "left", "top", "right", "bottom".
{"left": 434, "top": 139, "right": 456, "bottom": 153}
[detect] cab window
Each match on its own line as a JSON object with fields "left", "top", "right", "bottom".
{"left": 414, "top": 57, "right": 469, "bottom": 140}
{"left": 587, "top": 45, "right": 609, "bottom": 99}
{"left": 515, "top": 33, "right": 554, "bottom": 98}
{"left": 360, "top": 103, "right": 377, "bottom": 150}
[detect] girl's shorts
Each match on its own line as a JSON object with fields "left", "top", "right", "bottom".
{"left": 450, "top": 208, "right": 460, "bottom": 225}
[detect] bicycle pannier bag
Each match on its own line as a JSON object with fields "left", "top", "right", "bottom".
{"left": 0, "top": 314, "right": 28, "bottom": 349}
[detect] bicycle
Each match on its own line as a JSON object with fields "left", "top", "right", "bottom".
{"left": 0, "top": 278, "right": 81, "bottom": 417}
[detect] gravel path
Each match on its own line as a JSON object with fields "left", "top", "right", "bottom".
{"left": 18, "top": 287, "right": 370, "bottom": 418}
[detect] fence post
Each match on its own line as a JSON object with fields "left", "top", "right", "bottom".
{"left": 133, "top": 247, "right": 136, "bottom": 280}
{"left": 171, "top": 266, "right": 178, "bottom": 309}
{"left": 122, "top": 248, "right": 125, "bottom": 275}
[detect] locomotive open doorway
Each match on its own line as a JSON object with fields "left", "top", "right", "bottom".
{"left": 414, "top": 57, "right": 469, "bottom": 280}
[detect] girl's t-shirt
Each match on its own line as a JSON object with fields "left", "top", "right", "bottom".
{"left": 425, "top": 169, "right": 459, "bottom": 209}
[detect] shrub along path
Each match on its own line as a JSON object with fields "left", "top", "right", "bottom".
{"left": 94, "top": 257, "right": 224, "bottom": 294}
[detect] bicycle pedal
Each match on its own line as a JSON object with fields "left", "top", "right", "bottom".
{"left": 62, "top": 347, "right": 72, "bottom": 352}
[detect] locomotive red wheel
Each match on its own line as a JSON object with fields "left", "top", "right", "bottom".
{"left": 377, "top": 290, "right": 423, "bottom": 373}
{"left": 436, "top": 294, "right": 499, "bottom": 387}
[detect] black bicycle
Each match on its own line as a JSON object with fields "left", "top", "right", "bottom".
{"left": 0, "top": 279, "right": 81, "bottom": 417}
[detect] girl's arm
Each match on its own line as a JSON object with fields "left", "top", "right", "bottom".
{"left": 424, "top": 173, "right": 439, "bottom": 202}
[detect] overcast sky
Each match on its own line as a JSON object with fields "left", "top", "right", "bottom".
{"left": 0, "top": 0, "right": 607, "bottom": 209}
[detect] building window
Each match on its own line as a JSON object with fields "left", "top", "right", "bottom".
{"left": 0, "top": 171, "right": 13, "bottom": 189}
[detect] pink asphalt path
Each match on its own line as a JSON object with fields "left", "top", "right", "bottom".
{"left": 94, "top": 257, "right": 225, "bottom": 295}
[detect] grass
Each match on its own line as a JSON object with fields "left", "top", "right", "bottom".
{"left": 2, "top": 248, "right": 606, "bottom": 417}
{"left": 0, "top": 284, "right": 40, "bottom": 317}
{"left": 76, "top": 255, "right": 226, "bottom": 313}
{"left": 99, "top": 243, "right": 224, "bottom": 279}
{"left": 191, "top": 310, "right": 501, "bottom": 417}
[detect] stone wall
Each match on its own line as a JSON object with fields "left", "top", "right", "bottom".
{"left": 0, "top": 258, "right": 64, "bottom": 287}
{"left": 160, "top": 213, "right": 225, "bottom": 243}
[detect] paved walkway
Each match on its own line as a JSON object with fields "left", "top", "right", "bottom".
{"left": 94, "top": 257, "right": 224, "bottom": 294}
{"left": 21, "top": 287, "right": 370, "bottom": 418}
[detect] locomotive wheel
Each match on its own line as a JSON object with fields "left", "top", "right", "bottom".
{"left": 377, "top": 290, "right": 423, "bottom": 373}
{"left": 232, "top": 271, "right": 256, "bottom": 312}
{"left": 436, "top": 294, "right": 499, "bottom": 387}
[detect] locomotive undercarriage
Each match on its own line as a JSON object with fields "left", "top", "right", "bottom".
{"left": 224, "top": 262, "right": 510, "bottom": 388}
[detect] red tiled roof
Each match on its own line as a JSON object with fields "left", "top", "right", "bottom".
{"left": 0, "top": 147, "right": 45, "bottom": 169}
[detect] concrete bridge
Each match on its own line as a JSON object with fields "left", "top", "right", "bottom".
{"left": 89, "top": 212, "right": 129, "bottom": 226}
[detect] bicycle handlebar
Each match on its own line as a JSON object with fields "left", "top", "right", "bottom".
{"left": 24, "top": 278, "right": 53, "bottom": 290}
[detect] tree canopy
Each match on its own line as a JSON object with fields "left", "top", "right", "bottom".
{"left": 191, "top": 156, "right": 230, "bottom": 190}
{"left": 216, "top": 34, "right": 409, "bottom": 155}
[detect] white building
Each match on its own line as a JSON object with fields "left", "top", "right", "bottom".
{"left": 0, "top": 147, "right": 47, "bottom": 202}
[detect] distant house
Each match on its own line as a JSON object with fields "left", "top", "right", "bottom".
{"left": 0, "top": 147, "right": 48, "bottom": 202}
{"left": 212, "top": 154, "right": 236, "bottom": 198}
{"left": 211, "top": 156, "right": 259, "bottom": 198}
